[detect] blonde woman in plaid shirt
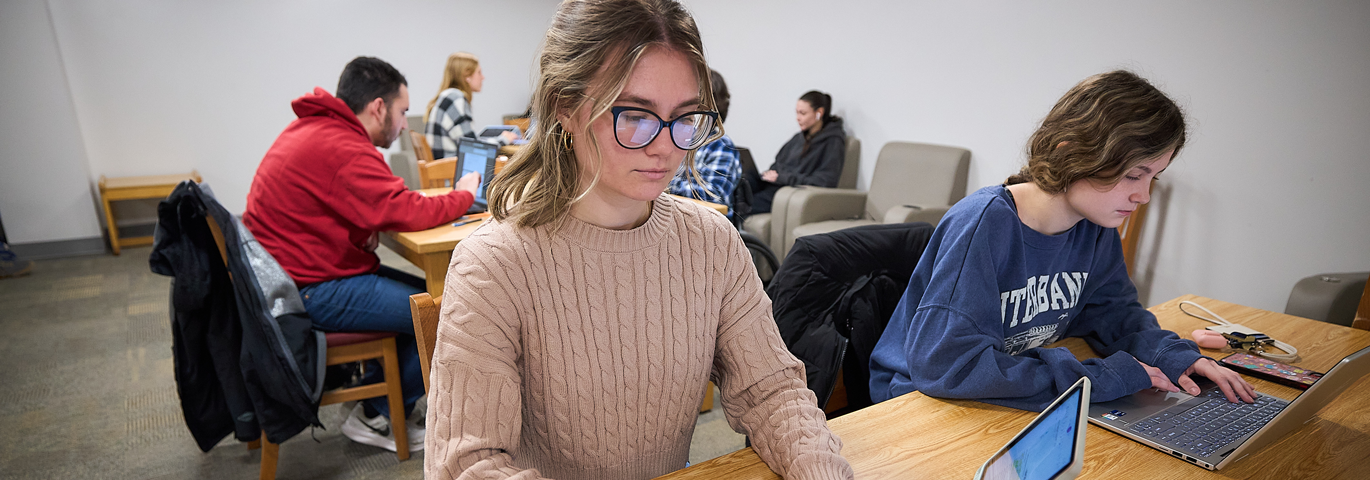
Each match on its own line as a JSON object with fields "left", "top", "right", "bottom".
{"left": 423, "top": 52, "right": 517, "bottom": 160}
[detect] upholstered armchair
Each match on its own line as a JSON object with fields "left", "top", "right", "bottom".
{"left": 742, "top": 135, "right": 861, "bottom": 252}
{"left": 777, "top": 141, "right": 970, "bottom": 257}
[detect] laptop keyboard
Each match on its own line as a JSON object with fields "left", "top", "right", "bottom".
{"left": 1126, "top": 389, "right": 1287, "bottom": 457}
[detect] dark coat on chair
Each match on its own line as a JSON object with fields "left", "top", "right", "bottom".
{"left": 150, "top": 181, "right": 324, "bottom": 451}
{"left": 766, "top": 222, "right": 934, "bottom": 411}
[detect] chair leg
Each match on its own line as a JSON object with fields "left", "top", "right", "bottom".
{"left": 700, "top": 382, "right": 715, "bottom": 413}
{"left": 259, "top": 430, "right": 278, "bottom": 480}
{"left": 381, "top": 338, "right": 411, "bottom": 460}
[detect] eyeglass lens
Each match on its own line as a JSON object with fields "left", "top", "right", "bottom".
{"left": 615, "top": 109, "right": 715, "bottom": 149}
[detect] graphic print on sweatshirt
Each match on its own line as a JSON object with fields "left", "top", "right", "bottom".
{"left": 999, "top": 271, "right": 1089, "bottom": 355}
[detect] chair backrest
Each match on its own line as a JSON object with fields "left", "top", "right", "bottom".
{"left": 417, "top": 157, "right": 458, "bottom": 189}
{"left": 410, "top": 131, "right": 435, "bottom": 164}
{"left": 504, "top": 116, "right": 532, "bottom": 134}
{"left": 838, "top": 135, "right": 861, "bottom": 189}
{"left": 731, "top": 147, "right": 758, "bottom": 224}
{"left": 1355, "top": 279, "right": 1370, "bottom": 330}
{"left": 865, "top": 142, "right": 971, "bottom": 220}
{"left": 206, "top": 214, "right": 230, "bottom": 268}
{"left": 409, "top": 292, "right": 442, "bottom": 392}
{"left": 1118, "top": 200, "right": 1150, "bottom": 277}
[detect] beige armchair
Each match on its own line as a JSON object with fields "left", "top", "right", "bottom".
{"left": 779, "top": 141, "right": 970, "bottom": 256}
{"left": 742, "top": 135, "right": 861, "bottom": 251}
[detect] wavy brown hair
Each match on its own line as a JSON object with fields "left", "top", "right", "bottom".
{"left": 486, "top": 0, "right": 717, "bottom": 228}
{"left": 1006, "top": 70, "right": 1187, "bottom": 193}
{"left": 423, "top": 52, "right": 480, "bottom": 124}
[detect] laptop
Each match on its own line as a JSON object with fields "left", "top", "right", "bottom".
{"left": 976, "top": 376, "right": 1090, "bottom": 480}
{"left": 1089, "top": 345, "right": 1370, "bottom": 470}
{"left": 477, "top": 125, "right": 521, "bottom": 143}
{"left": 454, "top": 138, "right": 499, "bottom": 214}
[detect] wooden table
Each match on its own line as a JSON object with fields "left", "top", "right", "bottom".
{"left": 658, "top": 295, "right": 1370, "bottom": 479}
{"left": 98, "top": 171, "right": 201, "bottom": 255}
{"left": 382, "top": 188, "right": 727, "bottom": 295}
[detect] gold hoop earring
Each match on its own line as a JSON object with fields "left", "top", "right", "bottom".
{"left": 559, "top": 126, "right": 574, "bottom": 151}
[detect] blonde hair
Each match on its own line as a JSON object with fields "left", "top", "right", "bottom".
{"left": 423, "top": 52, "right": 480, "bottom": 124}
{"left": 1007, "top": 70, "right": 1187, "bottom": 193}
{"left": 486, "top": 0, "right": 717, "bottom": 229}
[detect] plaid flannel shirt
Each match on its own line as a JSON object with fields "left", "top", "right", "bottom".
{"left": 668, "top": 134, "right": 740, "bottom": 217}
{"left": 424, "top": 89, "right": 475, "bottom": 159}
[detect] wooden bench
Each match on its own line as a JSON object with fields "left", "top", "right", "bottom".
{"left": 98, "top": 171, "right": 201, "bottom": 255}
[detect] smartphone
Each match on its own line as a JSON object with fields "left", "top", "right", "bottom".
{"left": 1218, "top": 353, "right": 1323, "bottom": 390}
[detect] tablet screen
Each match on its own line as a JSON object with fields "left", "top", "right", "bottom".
{"left": 455, "top": 140, "right": 498, "bottom": 205}
{"left": 980, "top": 383, "right": 1086, "bottom": 480}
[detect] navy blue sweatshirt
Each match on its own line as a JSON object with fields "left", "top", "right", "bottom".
{"left": 868, "top": 185, "right": 1202, "bottom": 411}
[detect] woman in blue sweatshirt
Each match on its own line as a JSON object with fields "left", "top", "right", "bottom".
{"left": 869, "top": 71, "right": 1255, "bottom": 411}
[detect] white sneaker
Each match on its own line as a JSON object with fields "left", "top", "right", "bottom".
{"left": 340, "top": 404, "right": 424, "bottom": 452}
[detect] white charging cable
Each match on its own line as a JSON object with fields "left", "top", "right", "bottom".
{"left": 1180, "top": 300, "right": 1299, "bottom": 362}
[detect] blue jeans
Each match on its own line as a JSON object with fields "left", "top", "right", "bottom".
{"left": 300, "top": 265, "right": 425, "bottom": 420}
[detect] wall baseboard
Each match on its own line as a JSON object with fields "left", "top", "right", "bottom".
{"left": 10, "top": 236, "right": 108, "bottom": 259}
{"left": 10, "top": 223, "right": 157, "bottom": 259}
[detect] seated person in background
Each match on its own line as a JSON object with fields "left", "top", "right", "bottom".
{"left": 868, "top": 70, "right": 1256, "bottom": 412}
{"left": 425, "top": 0, "right": 853, "bottom": 478}
{"left": 243, "top": 56, "right": 480, "bottom": 453}
{"left": 749, "top": 90, "right": 846, "bottom": 214}
{"left": 423, "top": 52, "right": 518, "bottom": 159}
{"left": 666, "top": 68, "right": 741, "bottom": 218}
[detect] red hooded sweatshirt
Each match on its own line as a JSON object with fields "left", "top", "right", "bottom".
{"left": 243, "top": 87, "right": 473, "bottom": 285}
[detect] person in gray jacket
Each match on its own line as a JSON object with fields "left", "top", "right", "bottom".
{"left": 750, "top": 90, "right": 847, "bottom": 214}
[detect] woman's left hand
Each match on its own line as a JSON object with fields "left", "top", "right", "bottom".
{"left": 761, "top": 170, "right": 779, "bottom": 183}
{"left": 1177, "top": 357, "right": 1256, "bottom": 403}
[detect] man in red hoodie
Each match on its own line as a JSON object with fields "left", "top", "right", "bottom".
{"left": 244, "top": 57, "right": 478, "bottom": 453}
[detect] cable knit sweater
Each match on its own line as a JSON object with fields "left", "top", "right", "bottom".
{"left": 426, "top": 194, "right": 852, "bottom": 480}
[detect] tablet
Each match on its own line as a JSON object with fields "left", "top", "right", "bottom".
{"left": 975, "top": 376, "right": 1091, "bottom": 480}
{"left": 454, "top": 138, "right": 498, "bottom": 213}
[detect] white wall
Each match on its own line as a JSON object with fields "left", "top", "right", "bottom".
{"left": 4, "top": 0, "right": 1368, "bottom": 313}
{"left": 0, "top": 0, "right": 102, "bottom": 244}
{"left": 685, "top": 0, "right": 1370, "bottom": 312}
{"left": 42, "top": 0, "right": 558, "bottom": 220}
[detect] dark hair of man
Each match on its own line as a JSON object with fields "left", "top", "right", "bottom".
{"left": 799, "top": 90, "right": 840, "bottom": 125}
{"left": 710, "top": 69, "right": 730, "bottom": 123}
{"left": 335, "top": 56, "right": 408, "bottom": 115}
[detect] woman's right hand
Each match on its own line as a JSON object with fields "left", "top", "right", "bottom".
{"left": 1138, "top": 358, "right": 1180, "bottom": 393}
{"left": 455, "top": 171, "right": 482, "bottom": 196}
{"left": 761, "top": 170, "right": 779, "bottom": 183}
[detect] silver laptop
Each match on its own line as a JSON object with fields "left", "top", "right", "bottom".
{"left": 1088, "top": 345, "right": 1370, "bottom": 470}
{"left": 976, "top": 376, "right": 1090, "bottom": 480}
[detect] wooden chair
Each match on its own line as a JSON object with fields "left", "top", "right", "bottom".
{"left": 407, "top": 292, "right": 717, "bottom": 412}
{"left": 417, "top": 158, "right": 459, "bottom": 189}
{"left": 409, "top": 292, "right": 441, "bottom": 392}
{"left": 410, "top": 131, "right": 434, "bottom": 164}
{"left": 1355, "top": 278, "right": 1370, "bottom": 331}
{"left": 205, "top": 215, "right": 410, "bottom": 479}
{"left": 504, "top": 116, "right": 532, "bottom": 136}
{"left": 410, "top": 131, "right": 461, "bottom": 189}
{"left": 1118, "top": 199, "right": 1149, "bottom": 277}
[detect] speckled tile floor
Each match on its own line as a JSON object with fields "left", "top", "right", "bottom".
{"left": 0, "top": 246, "right": 744, "bottom": 479}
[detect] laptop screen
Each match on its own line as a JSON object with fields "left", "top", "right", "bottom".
{"left": 978, "top": 377, "right": 1090, "bottom": 480}
{"left": 455, "top": 139, "right": 498, "bottom": 208}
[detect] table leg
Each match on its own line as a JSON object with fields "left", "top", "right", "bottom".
{"left": 421, "top": 252, "right": 451, "bottom": 296}
{"left": 102, "top": 196, "right": 121, "bottom": 255}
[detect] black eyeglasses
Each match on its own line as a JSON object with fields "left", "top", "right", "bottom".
{"left": 611, "top": 106, "right": 720, "bottom": 150}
